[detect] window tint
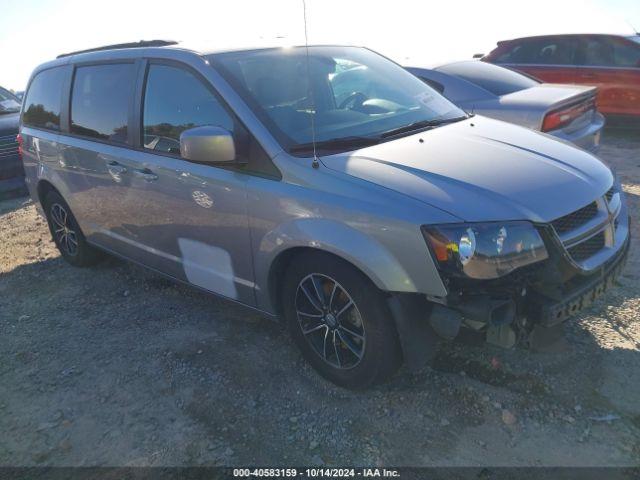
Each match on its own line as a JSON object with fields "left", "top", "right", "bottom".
{"left": 437, "top": 61, "right": 539, "bottom": 96}
{"left": 496, "top": 38, "right": 577, "bottom": 65}
{"left": 22, "top": 67, "right": 65, "bottom": 130}
{"left": 495, "top": 43, "right": 523, "bottom": 63}
{"left": 143, "top": 64, "right": 233, "bottom": 154}
{"left": 0, "top": 86, "right": 21, "bottom": 113}
{"left": 582, "top": 37, "right": 640, "bottom": 67}
{"left": 71, "top": 64, "right": 136, "bottom": 144}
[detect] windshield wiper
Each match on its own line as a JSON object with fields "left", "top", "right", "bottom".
{"left": 379, "top": 115, "right": 469, "bottom": 139}
{"left": 289, "top": 135, "right": 381, "bottom": 154}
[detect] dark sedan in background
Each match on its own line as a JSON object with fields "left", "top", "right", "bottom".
{"left": 481, "top": 34, "right": 640, "bottom": 122}
{"left": 406, "top": 61, "right": 604, "bottom": 152}
{"left": 0, "top": 86, "right": 25, "bottom": 199}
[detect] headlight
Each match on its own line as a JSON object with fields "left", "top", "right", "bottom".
{"left": 422, "top": 221, "right": 548, "bottom": 279}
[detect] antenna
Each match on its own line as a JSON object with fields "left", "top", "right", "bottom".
{"left": 302, "top": 0, "right": 320, "bottom": 169}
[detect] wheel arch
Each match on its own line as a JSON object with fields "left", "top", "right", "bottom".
{"left": 258, "top": 218, "right": 422, "bottom": 317}
{"left": 36, "top": 179, "right": 60, "bottom": 206}
{"left": 267, "top": 246, "right": 383, "bottom": 319}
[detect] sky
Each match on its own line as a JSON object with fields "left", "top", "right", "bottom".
{"left": 0, "top": 0, "right": 638, "bottom": 91}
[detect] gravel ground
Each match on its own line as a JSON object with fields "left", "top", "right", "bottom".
{"left": 1, "top": 129, "right": 639, "bottom": 467}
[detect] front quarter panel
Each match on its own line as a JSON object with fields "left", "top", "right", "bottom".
{"left": 248, "top": 154, "right": 458, "bottom": 313}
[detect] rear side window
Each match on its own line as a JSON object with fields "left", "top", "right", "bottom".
{"left": 142, "top": 64, "right": 233, "bottom": 154}
{"left": 71, "top": 64, "right": 136, "bottom": 144}
{"left": 22, "top": 67, "right": 66, "bottom": 131}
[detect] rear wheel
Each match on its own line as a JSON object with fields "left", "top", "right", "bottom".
{"left": 43, "top": 191, "right": 104, "bottom": 267}
{"left": 283, "top": 251, "right": 402, "bottom": 389}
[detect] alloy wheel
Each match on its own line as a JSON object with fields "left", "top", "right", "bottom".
{"left": 295, "top": 273, "right": 366, "bottom": 369}
{"left": 50, "top": 203, "right": 78, "bottom": 256}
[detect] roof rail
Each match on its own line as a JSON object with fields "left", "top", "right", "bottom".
{"left": 57, "top": 40, "right": 178, "bottom": 59}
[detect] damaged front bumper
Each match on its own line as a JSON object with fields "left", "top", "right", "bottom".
{"left": 432, "top": 222, "right": 630, "bottom": 349}
{"left": 390, "top": 217, "right": 630, "bottom": 369}
{"left": 528, "top": 234, "right": 629, "bottom": 326}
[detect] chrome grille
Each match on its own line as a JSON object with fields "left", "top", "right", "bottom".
{"left": 550, "top": 185, "right": 619, "bottom": 267}
{"left": 604, "top": 186, "right": 615, "bottom": 203}
{"left": 567, "top": 232, "right": 605, "bottom": 262}
{"left": 551, "top": 201, "right": 598, "bottom": 234}
{"left": 0, "top": 134, "right": 19, "bottom": 159}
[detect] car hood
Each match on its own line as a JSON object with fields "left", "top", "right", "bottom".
{"left": 0, "top": 112, "right": 19, "bottom": 137}
{"left": 320, "top": 116, "right": 613, "bottom": 223}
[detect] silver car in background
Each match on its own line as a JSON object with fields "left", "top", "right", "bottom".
{"left": 406, "top": 61, "right": 605, "bottom": 152}
{"left": 20, "top": 43, "right": 629, "bottom": 389}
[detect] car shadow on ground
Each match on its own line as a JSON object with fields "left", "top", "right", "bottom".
{"left": 2, "top": 245, "right": 639, "bottom": 465}
{"left": 0, "top": 194, "right": 31, "bottom": 215}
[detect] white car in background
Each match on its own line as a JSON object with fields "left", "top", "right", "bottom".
{"left": 405, "top": 61, "right": 605, "bottom": 152}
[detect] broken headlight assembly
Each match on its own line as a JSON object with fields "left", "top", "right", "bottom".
{"left": 422, "top": 221, "right": 548, "bottom": 280}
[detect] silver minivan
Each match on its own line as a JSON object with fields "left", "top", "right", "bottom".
{"left": 20, "top": 41, "right": 629, "bottom": 388}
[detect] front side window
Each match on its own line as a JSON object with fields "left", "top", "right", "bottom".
{"left": 70, "top": 64, "right": 136, "bottom": 144}
{"left": 495, "top": 43, "right": 524, "bottom": 63}
{"left": 497, "top": 38, "right": 577, "bottom": 65}
{"left": 142, "top": 64, "right": 234, "bottom": 154}
{"left": 529, "top": 38, "right": 577, "bottom": 65}
{"left": 209, "top": 46, "right": 465, "bottom": 155}
{"left": 22, "top": 67, "right": 66, "bottom": 130}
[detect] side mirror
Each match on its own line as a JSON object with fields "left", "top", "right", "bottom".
{"left": 179, "top": 126, "right": 236, "bottom": 164}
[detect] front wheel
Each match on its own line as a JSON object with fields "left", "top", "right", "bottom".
{"left": 283, "top": 251, "right": 402, "bottom": 389}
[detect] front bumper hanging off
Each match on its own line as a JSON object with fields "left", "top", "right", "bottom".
{"left": 390, "top": 225, "right": 630, "bottom": 368}
{"left": 529, "top": 235, "right": 630, "bottom": 326}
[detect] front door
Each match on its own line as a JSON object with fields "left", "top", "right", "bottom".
{"left": 121, "top": 61, "right": 256, "bottom": 305}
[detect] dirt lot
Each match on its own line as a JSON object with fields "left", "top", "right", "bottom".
{"left": 1, "top": 130, "right": 639, "bottom": 467}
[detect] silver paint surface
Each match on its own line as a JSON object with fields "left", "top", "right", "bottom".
{"left": 20, "top": 46, "right": 624, "bottom": 315}
{"left": 406, "top": 66, "right": 605, "bottom": 152}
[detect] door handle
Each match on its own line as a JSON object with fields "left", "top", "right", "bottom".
{"left": 133, "top": 168, "right": 158, "bottom": 182}
{"left": 106, "top": 160, "right": 127, "bottom": 176}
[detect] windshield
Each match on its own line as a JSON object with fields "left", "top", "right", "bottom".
{"left": 436, "top": 61, "right": 539, "bottom": 96}
{"left": 0, "top": 87, "right": 21, "bottom": 114}
{"left": 209, "top": 46, "right": 465, "bottom": 154}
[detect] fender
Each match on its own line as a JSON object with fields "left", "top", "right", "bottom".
{"left": 254, "top": 217, "right": 447, "bottom": 313}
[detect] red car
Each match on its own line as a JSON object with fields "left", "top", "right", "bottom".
{"left": 482, "top": 34, "right": 640, "bottom": 119}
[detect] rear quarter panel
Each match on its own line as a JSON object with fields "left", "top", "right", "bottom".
{"left": 20, "top": 126, "right": 62, "bottom": 213}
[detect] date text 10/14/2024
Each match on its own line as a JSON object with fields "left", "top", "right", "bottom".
{"left": 233, "top": 468, "right": 401, "bottom": 478}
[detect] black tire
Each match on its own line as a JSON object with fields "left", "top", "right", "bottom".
{"left": 43, "top": 190, "right": 104, "bottom": 267}
{"left": 283, "top": 251, "right": 402, "bottom": 389}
